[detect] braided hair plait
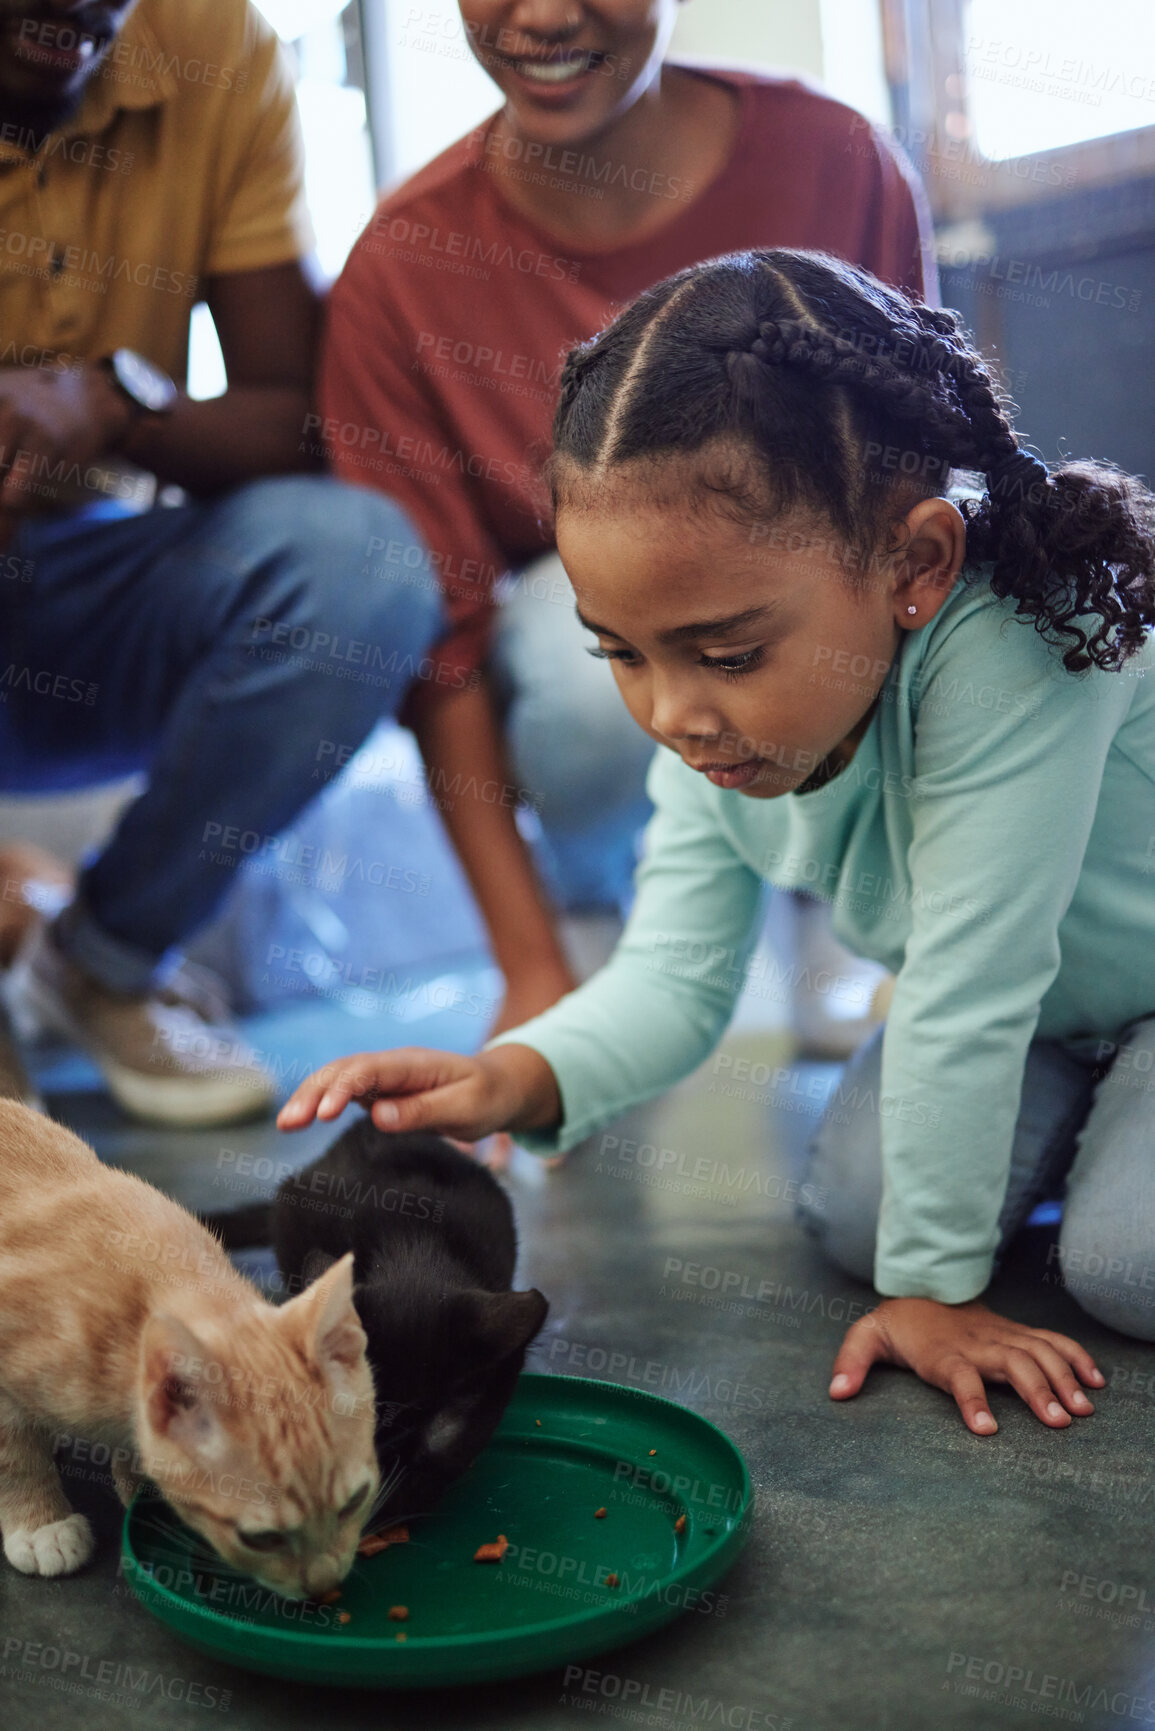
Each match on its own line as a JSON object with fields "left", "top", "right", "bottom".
{"left": 942, "top": 346, "right": 1155, "bottom": 670}
{"left": 730, "top": 295, "right": 1155, "bottom": 671}
{"left": 550, "top": 249, "right": 1155, "bottom": 672}
{"left": 724, "top": 314, "right": 987, "bottom": 468}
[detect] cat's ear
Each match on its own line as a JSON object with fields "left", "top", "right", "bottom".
{"left": 140, "top": 1313, "right": 226, "bottom": 1458}
{"left": 456, "top": 1288, "right": 549, "bottom": 1363}
{"left": 285, "top": 1251, "right": 367, "bottom": 1374}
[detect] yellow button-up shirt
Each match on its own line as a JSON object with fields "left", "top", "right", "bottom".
{"left": 0, "top": 0, "right": 313, "bottom": 385}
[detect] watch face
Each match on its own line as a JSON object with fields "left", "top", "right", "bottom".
{"left": 112, "top": 349, "right": 178, "bottom": 414}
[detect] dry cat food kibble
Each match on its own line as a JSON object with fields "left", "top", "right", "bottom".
{"left": 594, "top": 1507, "right": 607, "bottom": 1519}
{"left": 606, "top": 1573, "right": 620, "bottom": 1588}
{"left": 318, "top": 1589, "right": 342, "bottom": 1605}
{"left": 388, "top": 1606, "right": 409, "bottom": 1622}
{"left": 338, "top": 1611, "right": 352, "bottom": 1625}
{"left": 674, "top": 1514, "right": 687, "bottom": 1535}
{"left": 357, "top": 1524, "right": 410, "bottom": 1558}
{"left": 473, "top": 1534, "right": 510, "bottom": 1563}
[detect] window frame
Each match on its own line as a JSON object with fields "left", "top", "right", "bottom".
{"left": 882, "top": 0, "right": 1155, "bottom": 224}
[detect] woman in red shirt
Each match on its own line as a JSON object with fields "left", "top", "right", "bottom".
{"left": 321, "top": 0, "right": 936, "bottom": 1037}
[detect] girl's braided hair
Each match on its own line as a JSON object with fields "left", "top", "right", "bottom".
{"left": 551, "top": 249, "right": 1155, "bottom": 672}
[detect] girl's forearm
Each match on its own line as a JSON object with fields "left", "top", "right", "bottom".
{"left": 482, "top": 1042, "right": 562, "bottom": 1132}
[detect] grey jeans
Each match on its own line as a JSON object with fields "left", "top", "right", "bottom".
{"left": 797, "top": 1016, "right": 1155, "bottom": 1339}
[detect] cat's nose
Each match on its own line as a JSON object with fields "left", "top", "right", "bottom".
{"left": 302, "top": 1553, "right": 342, "bottom": 1598}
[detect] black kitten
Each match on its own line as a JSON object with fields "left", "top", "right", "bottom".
{"left": 204, "top": 1122, "right": 548, "bottom": 1526}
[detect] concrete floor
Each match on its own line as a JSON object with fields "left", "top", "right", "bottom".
{"left": 4, "top": 990, "right": 1155, "bottom": 1731}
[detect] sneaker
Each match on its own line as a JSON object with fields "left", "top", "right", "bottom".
{"left": 6, "top": 925, "right": 277, "bottom": 1127}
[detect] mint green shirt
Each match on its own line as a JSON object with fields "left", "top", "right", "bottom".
{"left": 490, "top": 567, "right": 1155, "bottom": 1303}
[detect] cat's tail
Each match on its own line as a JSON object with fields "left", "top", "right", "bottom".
{"left": 200, "top": 1201, "right": 273, "bottom": 1249}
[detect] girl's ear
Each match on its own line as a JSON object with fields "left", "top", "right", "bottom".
{"left": 894, "top": 497, "right": 967, "bottom": 626}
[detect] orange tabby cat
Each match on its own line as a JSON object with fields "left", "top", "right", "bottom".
{"left": 0, "top": 1100, "right": 379, "bottom": 1598}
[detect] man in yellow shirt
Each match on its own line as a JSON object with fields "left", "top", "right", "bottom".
{"left": 0, "top": 0, "right": 443, "bottom": 1125}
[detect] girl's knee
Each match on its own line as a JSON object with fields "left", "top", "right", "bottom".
{"left": 1067, "top": 1279, "right": 1155, "bottom": 1341}
{"left": 796, "top": 1197, "right": 877, "bottom": 1285}
{"left": 1055, "top": 1235, "right": 1155, "bottom": 1341}
{"left": 796, "top": 1134, "right": 879, "bottom": 1285}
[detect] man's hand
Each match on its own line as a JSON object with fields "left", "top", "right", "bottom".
{"left": 277, "top": 1042, "right": 562, "bottom": 1142}
{"left": 829, "top": 1297, "right": 1104, "bottom": 1434}
{"left": 0, "top": 365, "right": 134, "bottom": 508}
{"left": 488, "top": 957, "right": 578, "bottom": 1039}
{"left": 0, "top": 262, "right": 322, "bottom": 504}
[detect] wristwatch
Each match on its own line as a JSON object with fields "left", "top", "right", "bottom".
{"left": 100, "top": 348, "right": 179, "bottom": 416}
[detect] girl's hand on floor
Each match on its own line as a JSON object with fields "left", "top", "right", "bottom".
{"left": 276, "top": 1043, "right": 561, "bottom": 1142}
{"left": 829, "top": 1297, "right": 1105, "bottom": 1435}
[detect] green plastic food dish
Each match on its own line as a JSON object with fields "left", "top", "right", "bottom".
{"left": 122, "top": 1372, "right": 753, "bottom": 1689}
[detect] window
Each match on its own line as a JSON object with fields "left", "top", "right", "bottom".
{"left": 964, "top": 0, "right": 1155, "bottom": 161}
{"left": 365, "top": 0, "right": 497, "bottom": 186}
{"left": 883, "top": 0, "right": 1155, "bottom": 223}
{"left": 189, "top": 0, "right": 374, "bottom": 397}
{"left": 253, "top": 0, "right": 374, "bottom": 280}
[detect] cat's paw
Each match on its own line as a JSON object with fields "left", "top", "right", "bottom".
{"left": 4, "top": 1513, "right": 95, "bottom": 1576}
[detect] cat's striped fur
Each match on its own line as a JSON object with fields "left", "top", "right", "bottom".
{"left": 0, "top": 1100, "right": 378, "bottom": 1597}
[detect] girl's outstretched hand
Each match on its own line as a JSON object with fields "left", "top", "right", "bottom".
{"left": 276, "top": 1044, "right": 561, "bottom": 1143}
{"left": 829, "top": 1297, "right": 1105, "bottom": 1435}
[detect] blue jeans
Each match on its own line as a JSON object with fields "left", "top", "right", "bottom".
{"left": 490, "top": 554, "right": 657, "bottom": 912}
{"left": 0, "top": 477, "right": 444, "bottom": 992}
{"left": 797, "top": 1018, "right": 1155, "bottom": 1339}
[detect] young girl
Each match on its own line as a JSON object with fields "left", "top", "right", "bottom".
{"left": 282, "top": 249, "right": 1155, "bottom": 1437}
{"left": 323, "top": 0, "right": 935, "bottom": 1042}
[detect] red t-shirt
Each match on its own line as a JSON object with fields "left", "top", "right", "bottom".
{"left": 320, "top": 67, "right": 938, "bottom": 709}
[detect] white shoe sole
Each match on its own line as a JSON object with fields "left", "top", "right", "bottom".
{"left": 100, "top": 1058, "right": 276, "bottom": 1128}
{"left": 9, "top": 947, "right": 276, "bottom": 1128}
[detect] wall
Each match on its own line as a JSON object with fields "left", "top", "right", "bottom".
{"left": 670, "top": 0, "right": 823, "bottom": 77}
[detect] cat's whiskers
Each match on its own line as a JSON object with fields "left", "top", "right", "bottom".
{"left": 361, "top": 1458, "right": 407, "bottom": 1533}
{"left": 133, "top": 1508, "right": 198, "bottom": 1545}
{"left": 370, "top": 1466, "right": 405, "bottom": 1517}
{"left": 132, "top": 1508, "right": 257, "bottom": 1583}
{"left": 134, "top": 1530, "right": 240, "bottom": 1582}
{"left": 134, "top": 1510, "right": 221, "bottom": 1557}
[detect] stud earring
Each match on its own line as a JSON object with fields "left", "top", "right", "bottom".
{"left": 906, "top": 605, "right": 918, "bottom": 615}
